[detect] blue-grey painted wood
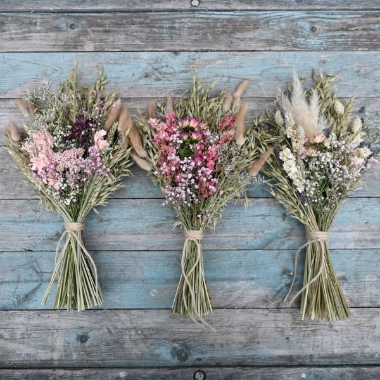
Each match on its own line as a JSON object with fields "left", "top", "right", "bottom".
{"left": 1, "top": 309, "right": 380, "bottom": 367}
{"left": 1, "top": 0, "right": 380, "bottom": 374}
{"left": 0, "top": 198, "right": 379, "bottom": 252}
{"left": 2, "top": 52, "right": 380, "bottom": 98}
{"left": 0, "top": 249, "right": 378, "bottom": 310}
{"left": 1, "top": 11, "right": 380, "bottom": 52}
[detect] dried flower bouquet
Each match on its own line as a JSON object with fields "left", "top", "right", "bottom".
{"left": 5, "top": 64, "right": 131, "bottom": 311}
{"left": 253, "top": 71, "right": 378, "bottom": 320}
{"left": 131, "top": 71, "right": 265, "bottom": 327}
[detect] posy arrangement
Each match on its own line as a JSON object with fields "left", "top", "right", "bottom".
{"left": 5, "top": 64, "right": 131, "bottom": 311}
{"left": 132, "top": 71, "right": 267, "bottom": 327}
{"left": 254, "top": 71, "right": 378, "bottom": 321}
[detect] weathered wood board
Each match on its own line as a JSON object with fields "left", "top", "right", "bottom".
{"left": 1, "top": 249, "right": 379, "bottom": 310}
{"left": 1, "top": 1, "right": 380, "bottom": 378}
{"left": 2, "top": 367, "right": 380, "bottom": 380}
{"left": 1, "top": 52, "right": 380, "bottom": 99}
{"left": 1, "top": 198, "right": 379, "bottom": 252}
{"left": 1, "top": 309, "right": 380, "bottom": 367}
{"left": 2, "top": 11, "right": 380, "bottom": 51}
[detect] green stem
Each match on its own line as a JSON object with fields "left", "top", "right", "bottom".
{"left": 300, "top": 241, "right": 351, "bottom": 321}
{"left": 172, "top": 239, "right": 213, "bottom": 319}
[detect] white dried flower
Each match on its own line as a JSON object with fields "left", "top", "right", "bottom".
{"left": 351, "top": 117, "right": 362, "bottom": 133}
{"left": 358, "top": 147, "right": 372, "bottom": 158}
{"left": 275, "top": 110, "right": 284, "bottom": 127}
{"left": 334, "top": 101, "right": 345, "bottom": 115}
{"left": 279, "top": 147, "right": 304, "bottom": 192}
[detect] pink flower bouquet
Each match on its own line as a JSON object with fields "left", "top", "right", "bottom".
{"left": 132, "top": 72, "right": 265, "bottom": 327}
{"left": 5, "top": 65, "right": 131, "bottom": 311}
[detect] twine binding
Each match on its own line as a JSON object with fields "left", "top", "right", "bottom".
{"left": 284, "top": 230, "right": 329, "bottom": 305}
{"left": 178, "top": 229, "right": 215, "bottom": 332}
{"left": 42, "top": 222, "right": 100, "bottom": 306}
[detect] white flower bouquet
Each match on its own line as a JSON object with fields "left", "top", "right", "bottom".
{"left": 253, "top": 71, "right": 378, "bottom": 320}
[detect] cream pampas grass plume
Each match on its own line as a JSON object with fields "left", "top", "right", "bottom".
{"left": 281, "top": 73, "right": 326, "bottom": 139}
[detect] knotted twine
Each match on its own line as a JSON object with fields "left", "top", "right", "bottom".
{"left": 284, "top": 230, "right": 329, "bottom": 305}
{"left": 42, "top": 222, "right": 100, "bottom": 305}
{"left": 180, "top": 230, "right": 215, "bottom": 331}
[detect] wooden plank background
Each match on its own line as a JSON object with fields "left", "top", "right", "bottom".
{"left": 0, "top": 1, "right": 379, "bottom": 379}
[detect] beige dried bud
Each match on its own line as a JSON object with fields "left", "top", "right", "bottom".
{"left": 28, "top": 102, "right": 37, "bottom": 118}
{"left": 105, "top": 99, "right": 122, "bottom": 131}
{"left": 131, "top": 153, "right": 152, "bottom": 171}
{"left": 235, "top": 103, "right": 249, "bottom": 146}
{"left": 6, "top": 124, "right": 21, "bottom": 144}
{"left": 248, "top": 148, "right": 274, "bottom": 176}
{"left": 118, "top": 107, "right": 132, "bottom": 151}
{"left": 275, "top": 110, "right": 284, "bottom": 127}
{"left": 129, "top": 122, "right": 146, "bottom": 158}
{"left": 351, "top": 117, "right": 362, "bottom": 133}
{"left": 147, "top": 102, "right": 156, "bottom": 119}
{"left": 223, "top": 92, "right": 233, "bottom": 112}
{"left": 334, "top": 100, "right": 344, "bottom": 115}
{"left": 166, "top": 96, "right": 174, "bottom": 113}
{"left": 233, "top": 80, "right": 249, "bottom": 100}
{"left": 15, "top": 99, "right": 29, "bottom": 118}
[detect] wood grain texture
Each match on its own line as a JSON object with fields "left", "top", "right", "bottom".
{"left": 1, "top": 367, "right": 380, "bottom": 380}
{"left": 0, "top": 198, "right": 379, "bottom": 252}
{"left": 2, "top": 52, "right": 380, "bottom": 98}
{"left": 1, "top": 11, "right": 380, "bottom": 52}
{"left": 1, "top": 309, "right": 380, "bottom": 367}
{"left": 0, "top": 249, "right": 379, "bottom": 310}
{"left": 1, "top": 0, "right": 380, "bottom": 374}
{"left": 2, "top": 1, "right": 380, "bottom": 12}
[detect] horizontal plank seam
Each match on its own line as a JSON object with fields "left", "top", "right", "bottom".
{"left": 5, "top": 49, "right": 380, "bottom": 54}
{"left": 2, "top": 363, "right": 380, "bottom": 370}
{"left": 2, "top": 9, "right": 380, "bottom": 14}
